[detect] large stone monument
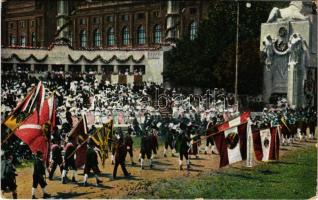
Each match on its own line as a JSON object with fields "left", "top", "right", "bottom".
{"left": 260, "top": 1, "right": 317, "bottom": 108}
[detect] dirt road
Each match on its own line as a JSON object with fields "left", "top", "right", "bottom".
{"left": 2, "top": 140, "right": 315, "bottom": 199}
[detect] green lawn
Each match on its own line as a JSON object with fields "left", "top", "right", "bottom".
{"left": 131, "top": 145, "right": 317, "bottom": 199}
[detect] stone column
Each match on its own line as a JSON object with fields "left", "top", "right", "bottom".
{"left": 114, "top": 65, "right": 118, "bottom": 74}
{"left": 65, "top": 64, "right": 69, "bottom": 72}
{"left": 48, "top": 64, "right": 52, "bottom": 72}
{"left": 129, "top": 65, "right": 134, "bottom": 74}
{"left": 30, "top": 64, "right": 35, "bottom": 72}
{"left": 12, "top": 63, "right": 17, "bottom": 71}
{"left": 287, "top": 63, "right": 297, "bottom": 107}
{"left": 97, "top": 65, "right": 102, "bottom": 74}
{"left": 81, "top": 65, "right": 85, "bottom": 73}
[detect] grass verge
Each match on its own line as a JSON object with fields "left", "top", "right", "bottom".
{"left": 130, "top": 145, "right": 317, "bottom": 199}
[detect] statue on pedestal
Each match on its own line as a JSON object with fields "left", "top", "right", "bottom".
{"left": 288, "top": 33, "right": 304, "bottom": 65}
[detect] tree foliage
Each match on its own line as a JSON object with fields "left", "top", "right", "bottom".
{"left": 164, "top": 0, "right": 288, "bottom": 95}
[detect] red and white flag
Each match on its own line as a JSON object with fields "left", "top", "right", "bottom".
{"left": 14, "top": 110, "right": 49, "bottom": 162}
{"left": 252, "top": 127, "right": 280, "bottom": 161}
{"left": 217, "top": 112, "right": 250, "bottom": 132}
{"left": 213, "top": 123, "right": 248, "bottom": 168}
{"left": 40, "top": 94, "right": 56, "bottom": 125}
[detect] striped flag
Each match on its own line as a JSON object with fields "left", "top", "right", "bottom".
{"left": 91, "top": 119, "right": 113, "bottom": 166}
{"left": 217, "top": 112, "right": 250, "bottom": 132}
{"left": 252, "top": 127, "right": 280, "bottom": 161}
{"left": 69, "top": 114, "right": 89, "bottom": 168}
{"left": 14, "top": 110, "right": 50, "bottom": 162}
{"left": 213, "top": 112, "right": 250, "bottom": 168}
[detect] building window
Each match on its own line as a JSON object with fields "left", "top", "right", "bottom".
{"left": 107, "top": 27, "right": 115, "bottom": 46}
{"left": 31, "top": 32, "right": 36, "bottom": 46}
{"left": 153, "top": 11, "right": 160, "bottom": 17}
{"left": 106, "top": 15, "right": 113, "bottom": 22}
{"left": 93, "top": 17, "right": 100, "bottom": 24}
{"left": 122, "top": 26, "right": 129, "bottom": 45}
{"left": 80, "top": 30, "right": 87, "bottom": 48}
{"left": 31, "top": 20, "right": 35, "bottom": 27}
{"left": 190, "top": 8, "right": 197, "bottom": 15}
{"left": 136, "top": 13, "right": 145, "bottom": 19}
{"left": 80, "top": 18, "right": 87, "bottom": 25}
{"left": 190, "top": 21, "right": 198, "bottom": 40}
{"left": 137, "top": 25, "right": 145, "bottom": 45}
{"left": 153, "top": 25, "right": 161, "bottom": 44}
{"left": 93, "top": 29, "right": 101, "bottom": 47}
{"left": 20, "top": 21, "right": 25, "bottom": 28}
{"left": 9, "top": 34, "right": 16, "bottom": 45}
{"left": 20, "top": 35, "right": 26, "bottom": 47}
{"left": 122, "top": 14, "right": 129, "bottom": 21}
{"left": 10, "top": 23, "right": 14, "bottom": 29}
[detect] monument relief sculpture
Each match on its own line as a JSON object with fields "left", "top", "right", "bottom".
{"left": 267, "top": 1, "right": 309, "bottom": 23}
{"left": 288, "top": 33, "right": 304, "bottom": 65}
{"left": 260, "top": 1, "right": 316, "bottom": 107}
{"left": 262, "top": 35, "right": 274, "bottom": 71}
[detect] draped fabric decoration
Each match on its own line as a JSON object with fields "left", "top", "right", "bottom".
{"left": 2, "top": 53, "right": 48, "bottom": 62}
{"left": 68, "top": 54, "right": 145, "bottom": 64}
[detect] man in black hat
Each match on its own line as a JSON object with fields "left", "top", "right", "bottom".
{"left": 82, "top": 139, "right": 102, "bottom": 186}
{"left": 112, "top": 136, "right": 131, "bottom": 179}
{"left": 140, "top": 131, "right": 153, "bottom": 169}
{"left": 177, "top": 130, "right": 190, "bottom": 170}
{"left": 1, "top": 151, "right": 17, "bottom": 199}
{"left": 48, "top": 139, "right": 63, "bottom": 180}
{"left": 32, "top": 151, "right": 50, "bottom": 199}
{"left": 164, "top": 125, "right": 176, "bottom": 157}
{"left": 125, "top": 130, "right": 136, "bottom": 165}
{"left": 61, "top": 136, "right": 77, "bottom": 184}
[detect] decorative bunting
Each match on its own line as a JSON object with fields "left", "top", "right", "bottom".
{"left": 68, "top": 54, "right": 145, "bottom": 64}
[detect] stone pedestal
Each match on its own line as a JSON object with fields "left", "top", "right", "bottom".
{"left": 260, "top": 19, "right": 312, "bottom": 107}
{"left": 287, "top": 63, "right": 297, "bottom": 107}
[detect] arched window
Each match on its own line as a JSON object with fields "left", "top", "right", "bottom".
{"left": 9, "top": 34, "right": 16, "bottom": 46}
{"left": 137, "top": 25, "right": 145, "bottom": 45}
{"left": 107, "top": 27, "right": 115, "bottom": 46}
{"left": 153, "top": 25, "right": 161, "bottom": 44}
{"left": 20, "top": 35, "right": 26, "bottom": 47}
{"left": 93, "top": 29, "right": 101, "bottom": 47}
{"left": 190, "top": 21, "right": 198, "bottom": 40}
{"left": 31, "top": 32, "right": 36, "bottom": 46}
{"left": 80, "top": 30, "right": 87, "bottom": 48}
{"left": 122, "top": 26, "right": 129, "bottom": 45}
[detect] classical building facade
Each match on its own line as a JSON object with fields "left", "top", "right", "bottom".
{"left": 1, "top": 0, "right": 209, "bottom": 84}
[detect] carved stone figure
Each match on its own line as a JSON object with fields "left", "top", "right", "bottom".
{"left": 288, "top": 33, "right": 303, "bottom": 65}
{"left": 262, "top": 35, "right": 274, "bottom": 71}
{"left": 267, "top": 1, "right": 309, "bottom": 23}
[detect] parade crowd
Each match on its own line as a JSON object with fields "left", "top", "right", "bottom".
{"left": 1, "top": 72, "right": 317, "bottom": 199}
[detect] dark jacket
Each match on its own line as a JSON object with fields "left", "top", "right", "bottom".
{"left": 51, "top": 144, "right": 63, "bottom": 163}
{"left": 125, "top": 135, "right": 133, "bottom": 148}
{"left": 115, "top": 141, "right": 127, "bottom": 163}
{"left": 1, "top": 159, "right": 16, "bottom": 180}
{"left": 178, "top": 133, "right": 190, "bottom": 153}
{"left": 86, "top": 146, "right": 98, "bottom": 167}
{"left": 140, "top": 135, "right": 152, "bottom": 153}
{"left": 33, "top": 156, "right": 46, "bottom": 176}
